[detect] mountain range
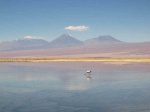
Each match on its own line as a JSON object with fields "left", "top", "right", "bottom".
{"left": 49, "top": 34, "right": 83, "bottom": 48}
{"left": 0, "top": 33, "right": 150, "bottom": 57}
{"left": 0, "top": 33, "right": 123, "bottom": 51}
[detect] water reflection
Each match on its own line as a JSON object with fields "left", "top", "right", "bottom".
{"left": 0, "top": 62, "right": 150, "bottom": 112}
{"left": 58, "top": 72, "right": 91, "bottom": 90}
{"left": 66, "top": 83, "right": 90, "bottom": 90}
{"left": 17, "top": 74, "right": 52, "bottom": 81}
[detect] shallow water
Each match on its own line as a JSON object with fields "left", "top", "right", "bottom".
{"left": 0, "top": 62, "right": 150, "bottom": 112}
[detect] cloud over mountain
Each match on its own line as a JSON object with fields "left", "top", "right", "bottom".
{"left": 64, "top": 25, "right": 89, "bottom": 31}
{"left": 23, "top": 36, "right": 35, "bottom": 39}
{"left": 23, "top": 35, "right": 42, "bottom": 39}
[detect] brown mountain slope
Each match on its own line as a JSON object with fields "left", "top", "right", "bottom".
{"left": 0, "top": 42, "right": 150, "bottom": 58}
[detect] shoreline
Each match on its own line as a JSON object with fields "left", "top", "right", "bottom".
{"left": 0, "top": 58, "right": 150, "bottom": 63}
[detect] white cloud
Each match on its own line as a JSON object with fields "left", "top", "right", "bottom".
{"left": 65, "top": 25, "right": 89, "bottom": 31}
{"left": 24, "top": 36, "right": 35, "bottom": 39}
{"left": 23, "top": 36, "right": 42, "bottom": 39}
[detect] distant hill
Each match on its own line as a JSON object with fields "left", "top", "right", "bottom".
{"left": 0, "top": 37, "right": 49, "bottom": 51}
{"left": 0, "top": 41, "right": 150, "bottom": 58}
{"left": 49, "top": 33, "right": 83, "bottom": 48}
{"left": 0, "top": 34, "right": 150, "bottom": 58}
{"left": 0, "top": 34, "right": 123, "bottom": 51}
{"left": 84, "top": 35, "right": 123, "bottom": 44}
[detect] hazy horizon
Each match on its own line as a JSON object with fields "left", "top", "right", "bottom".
{"left": 1, "top": 0, "right": 150, "bottom": 42}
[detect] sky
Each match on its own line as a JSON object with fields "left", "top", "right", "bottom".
{"left": 0, "top": 0, "right": 150, "bottom": 42}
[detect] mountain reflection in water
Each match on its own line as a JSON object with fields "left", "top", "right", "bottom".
{"left": 0, "top": 62, "right": 150, "bottom": 112}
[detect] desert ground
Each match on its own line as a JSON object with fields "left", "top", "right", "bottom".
{"left": 0, "top": 57, "right": 150, "bottom": 63}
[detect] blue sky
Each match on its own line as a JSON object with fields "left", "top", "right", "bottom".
{"left": 0, "top": 0, "right": 150, "bottom": 42}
